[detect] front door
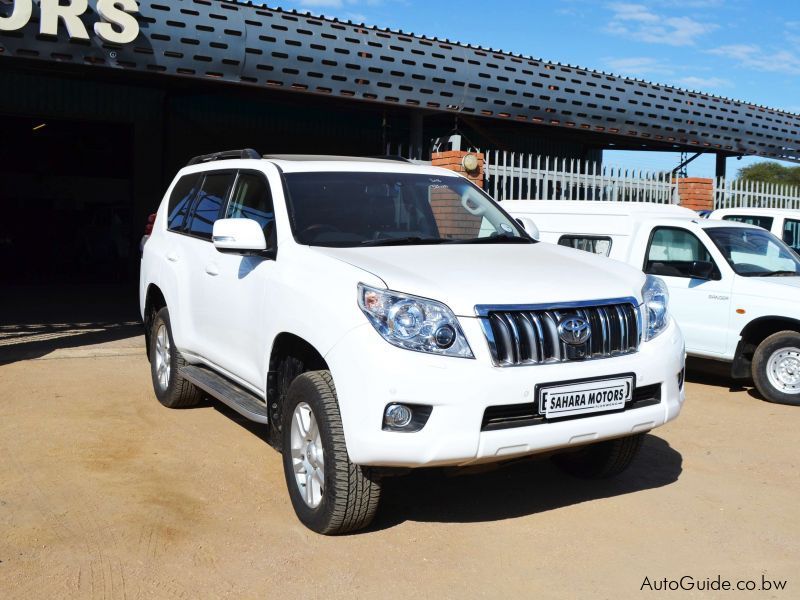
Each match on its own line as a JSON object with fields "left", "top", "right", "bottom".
{"left": 643, "top": 226, "right": 732, "bottom": 356}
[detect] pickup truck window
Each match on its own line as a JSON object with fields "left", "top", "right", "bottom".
{"left": 783, "top": 219, "right": 800, "bottom": 253}
{"left": 186, "top": 173, "right": 235, "bottom": 240}
{"left": 706, "top": 227, "right": 800, "bottom": 277}
{"left": 644, "top": 227, "right": 717, "bottom": 279}
{"left": 283, "top": 172, "right": 527, "bottom": 247}
{"left": 722, "top": 214, "right": 774, "bottom": 231}
{"left": 558, "top": 235, "right": 612, "bottom": 256}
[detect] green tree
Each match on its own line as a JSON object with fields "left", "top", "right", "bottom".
{"left": 737, "top": 161, "right": 800, "bottom": 186}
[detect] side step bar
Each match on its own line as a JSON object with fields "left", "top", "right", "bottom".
{"left": 181, "top": 365, "right": 268, "bottom": 424}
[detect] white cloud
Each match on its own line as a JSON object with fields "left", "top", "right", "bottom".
{"left": 675, "top": 75, "right": 731, "bottom": 89}
{"left": 606, "top": 2, "right": 717, "bottom": 46}
{"left": 708, "top": 44, "right": 800, "bottom": 75}
{"left": 603, "top": 56, "right": 675, "bottom": 77}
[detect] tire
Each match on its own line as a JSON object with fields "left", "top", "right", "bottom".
{"left": 149, "top": 307, "right": 203, "bottom": 409}
{"left": 752, "top": 331, "right": 800, "bottom": 406}
{"left": 281, "top": 371, "right": 381, "bottom": 534}
{"left": 552, "top": 433, "right": 644, "bottom": 479}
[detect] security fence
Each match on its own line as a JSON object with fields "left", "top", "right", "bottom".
{"left": 482, "top": 150, "right": 678, "bottom": 204}
{"left": 714, "top": 177, "right": 800, "bottom": 209}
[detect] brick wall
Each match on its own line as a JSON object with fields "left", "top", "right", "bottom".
{"left": 430, "top": 151, "right": 485, "bottom": 238}
{"left": 677, "top": 177, "right": 714, "bottom": 211}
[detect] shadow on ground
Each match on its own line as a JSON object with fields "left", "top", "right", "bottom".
{"left": 372, "top": 434, "right": 681, "bottom": 529}
{"left": 0, "top": 283, "right": 142, "bottom": 365}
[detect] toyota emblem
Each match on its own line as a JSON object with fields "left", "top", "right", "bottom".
{"left": 557, "top": 316, "right": 591, "bottom": 345}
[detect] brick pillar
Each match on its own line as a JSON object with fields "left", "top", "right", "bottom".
{"left": 430, "top": 151, "right": 486, "bottom": 238}
{"left": 677, "top": 177, "right": 714, "bottom": 211}
{"left": 431, "top": 150, "right": 484, "bottom": 188}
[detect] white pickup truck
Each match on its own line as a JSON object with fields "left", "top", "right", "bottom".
{"left": 505, "top": 200, "right": 800, "bottom": 406}
{"left": 708, "top": 207, "right": 800, "bottom": 256}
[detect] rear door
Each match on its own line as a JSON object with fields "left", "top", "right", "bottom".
{"left": 183, "top": 170, "right": 236, "bottom": 354}
{"left": 642, "top": 226, "right": 733, "bottom": 356}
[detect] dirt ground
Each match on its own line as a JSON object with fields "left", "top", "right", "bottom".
{"left": 1, "top": 333, "right": 797, "bottom": 599}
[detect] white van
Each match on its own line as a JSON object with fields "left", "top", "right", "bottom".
{"left": 505, "top": 200, "right": 800, "bottom": 406}
{"left": 709, "top": 207, "right": 800, "bottom": 255}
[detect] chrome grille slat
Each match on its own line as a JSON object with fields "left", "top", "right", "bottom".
{"left": 480, "top": 301, "right": 640, "bottom": 367}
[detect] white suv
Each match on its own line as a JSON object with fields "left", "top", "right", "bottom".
{"left": 139, "top": 151, "right": 686, "bottom": 534}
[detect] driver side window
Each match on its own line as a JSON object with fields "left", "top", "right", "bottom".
{"left": 644, "top": 227, "right": 717, "bottom": 279}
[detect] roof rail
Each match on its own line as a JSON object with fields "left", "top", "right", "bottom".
{"left": 187, "top": 149, "right": 261, "bottom": 166}
{"left": 368, "top": 155, "right": 413, "bottom": 163}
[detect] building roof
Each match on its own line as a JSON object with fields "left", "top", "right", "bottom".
{"left": 2, "top": 0, "right": 799, "bottom": 161}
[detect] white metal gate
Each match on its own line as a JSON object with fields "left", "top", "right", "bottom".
{"left": 714, "top": 177, "right": 800, "bottom": 209}
{"left": 483, "top": 150, "right": 678, "bottom": 204}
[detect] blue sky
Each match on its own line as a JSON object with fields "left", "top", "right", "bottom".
{"left": 270, "top": 0, "right": 800, "bottom": 178}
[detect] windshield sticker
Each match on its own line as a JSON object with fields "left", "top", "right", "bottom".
{"left": 500, "top": 223, "right": 513, "bottom": 233}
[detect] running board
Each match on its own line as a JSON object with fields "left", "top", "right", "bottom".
{"left": 181, "top": 365, "right": 268, "bottom": 424}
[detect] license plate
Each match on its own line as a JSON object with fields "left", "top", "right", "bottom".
{"left": 538, "top": 375, "right": 635, "bottom": 419}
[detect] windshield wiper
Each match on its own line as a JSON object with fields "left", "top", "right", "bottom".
{"left": 450, "top": 235, "right": 534, "bottom": 245}
{"left": 759, "top": 270, "right": 800, "bottom": 277}
{"left": 359, "top": 236, "right": 451, "bottom": 247}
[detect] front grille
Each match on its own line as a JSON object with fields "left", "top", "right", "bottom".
{"left": 477, "top": 301, "right": 640, "bottom": 367}
{"left": 481, "top": 383, "right": 662, "bottom": 431}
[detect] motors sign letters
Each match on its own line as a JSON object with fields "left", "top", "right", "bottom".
{"left": 0, "top": 0, "right": 140, "bottom": 45}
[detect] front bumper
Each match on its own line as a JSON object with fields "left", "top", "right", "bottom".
{"left": 325, "top": 316, "right": 685, "bottom": 467}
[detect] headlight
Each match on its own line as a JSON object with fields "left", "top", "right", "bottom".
{"left": 641, "top": 274, "right": 669, "bottom": 341}
{"left": 358, "top": 284, "right": 474, "bottom": 358}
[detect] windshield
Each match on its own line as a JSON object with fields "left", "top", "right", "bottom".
{"left": 283, "top": 171, "right": 529, "bottom": 247}
{"left": 706, "top": 227, "right": 800, "bottom": 277}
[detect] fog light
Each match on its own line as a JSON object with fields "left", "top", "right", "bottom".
{"left": 384, "top": 403, "right": 413, "bottom": 428}
{"left": 434, "top": 324, "right": 456, "bottom": 348}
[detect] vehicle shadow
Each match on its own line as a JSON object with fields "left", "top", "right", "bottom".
{"left": 685, "top": 357, "right": 753, "bottom": 394}
{"left": 371, "top": 434, "right": 681, "bottom": 530}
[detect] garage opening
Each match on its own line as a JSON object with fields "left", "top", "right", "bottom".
{"left": 0, "top": 113, "right": 135, "bottom": 286}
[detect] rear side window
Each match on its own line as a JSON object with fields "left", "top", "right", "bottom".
{"left": 783, "top": 219, "right": 800, "bottom": 253}
{"left": 186, "top": 173, "right": 234, "bottom": 239}
{"left": 722, "top": 214, "right": 774, "bottom": 231}
{"left": 226, "top": 172, "right": 276, "bottom": 233}
{"left": 167, "top": 174, "right": 202, "bottom": 231}
{"left": 644, "top": 227, "right": 716, "bottom": 278}
{"left": 558, "top": 235, "right": 612, "bottom": 257}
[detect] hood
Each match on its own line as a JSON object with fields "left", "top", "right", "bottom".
{"left": 314, "top": 242, "right": 645, "bottom": 316}
{"left": 735, "top": 275, "right": 800, "bottom": 300}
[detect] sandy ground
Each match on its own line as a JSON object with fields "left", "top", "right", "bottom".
{"left": 0, "top": 336, "right": 797, "bottom": 599}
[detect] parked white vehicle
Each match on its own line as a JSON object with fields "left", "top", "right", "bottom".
{"left": 709, "top": 207, "right": 800, "bottom": 255}
{"left": 140, "top": 152, "right": 685, "bottom": 534}
{"left": 505, "top": 200, "right": 800, "bottom": 406}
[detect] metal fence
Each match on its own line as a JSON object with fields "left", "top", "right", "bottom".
{"left": 714, "top": 177, "right": 800, "bottom": 209}
{"left": 482, "top": 150, "right": 678, "bottom": 204}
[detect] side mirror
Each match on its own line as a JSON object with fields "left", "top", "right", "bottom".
{"left": 212, "top": 218, "right": 267, "bottom": 254}
{"left": 516, "top": 217, "right": 540, "bottom": 240}
{"left": 689, "top": 260, "right": 715, "bottom": 280}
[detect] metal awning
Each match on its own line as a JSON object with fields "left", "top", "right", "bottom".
{"left": 1, "top": 0, "right": 798, "bottom": 162}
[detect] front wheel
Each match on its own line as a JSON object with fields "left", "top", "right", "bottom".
{"left": 552, "top": 433, "right": 644, "bottom": 479}
{"left": 281, "top": 371, "right": 381, "bottom": 534}
{"left": 752, "top": 331, "right": 800, "bottom": 406}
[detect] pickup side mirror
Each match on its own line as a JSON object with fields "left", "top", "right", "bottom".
{"left": 212, "top": 218, "right": 268, "bottom": 254}
{"left": 689, "top": 260, "right": 715, "bottom": 280}
{"left": 515, "top": 217, "right": 540, "bottom": 240}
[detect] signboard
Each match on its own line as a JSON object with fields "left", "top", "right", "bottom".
{"left": 0, "top": 0, "right": 139, "bottom": 45}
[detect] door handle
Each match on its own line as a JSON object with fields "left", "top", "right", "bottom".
{"left": 166, "top": 252, "right": 179, "bottom": 263}
{"left": 205, "top": 264, "right": 219, "bottom": 276}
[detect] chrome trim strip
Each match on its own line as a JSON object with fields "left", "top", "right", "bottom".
{"left": 474, "top": 296, "right": 641, "bottom": 317}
